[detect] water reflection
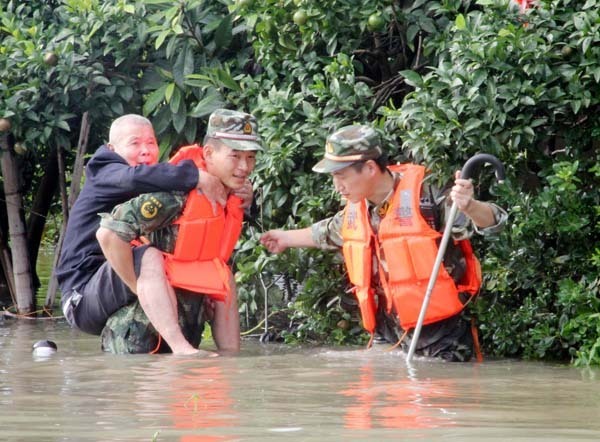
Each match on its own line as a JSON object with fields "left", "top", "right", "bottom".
{"left": 131, "top": 359, "right": 237, "bottom": 441}
{"left": 3, "top": 320, "right": 600, "bottom": 441}
{"left": 339, "top": 359, "right": 458, "bottom": 430}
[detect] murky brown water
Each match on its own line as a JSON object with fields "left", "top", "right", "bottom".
{"left": 2, "top": 318, "right": 600, "bottom": 441}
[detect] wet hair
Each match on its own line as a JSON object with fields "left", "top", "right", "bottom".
{"left": 349, "top": 153, "right": 389, "bottom": 173}
{"left": 108, "top": 114, "right": 152, "bottom": 145}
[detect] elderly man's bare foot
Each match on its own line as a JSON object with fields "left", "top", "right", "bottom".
{"left": 171, "top": 346, "right": 199, "bottom": 355}
{"left": 171, "top": 346, "right": 218, "bottom": 357}
{"left": 198, "top": 349, "right": 219, "bottom": 358}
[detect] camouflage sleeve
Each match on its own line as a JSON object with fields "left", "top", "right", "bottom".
{"left": 310, "top": 210, "right": 345, "bottom": 250}
{"left": 99, "top": 191, "right": 187, "bottom": 242}
{"left": 473, "top": 203, "right": 508, "bottom": 236}
{"left": 437, "top": 192, "right": 507, "bottom": 241}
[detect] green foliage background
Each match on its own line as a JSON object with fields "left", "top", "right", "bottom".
{"left": 1, "top": 0, "right": 599, "bottom": 364}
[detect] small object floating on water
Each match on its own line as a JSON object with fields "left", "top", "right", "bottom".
{"left": 259, "top": 330, "right": 283, "bottom": 343}
{"left": 32, "top": 340, "right": 57, "bottom": 357}
{"left": 269, "top": 427, "right": 303, "bottom": 433}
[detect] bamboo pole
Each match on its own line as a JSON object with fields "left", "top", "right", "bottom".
{"left": 44, "top": 112, "right": 90, "bottom": 310}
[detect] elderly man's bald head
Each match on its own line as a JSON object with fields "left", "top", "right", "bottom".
{"left": 107, "top": 114, "right": 159, "bottom": 166}
{"left": 109, "top": 114, "right": 153, "bottom": 146}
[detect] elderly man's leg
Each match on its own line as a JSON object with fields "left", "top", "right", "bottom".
{"left": 136, "top": 247, "right": 199, "bottom": 355}
{"left": 211, "top": 276, "right": 240, "bottom": 353}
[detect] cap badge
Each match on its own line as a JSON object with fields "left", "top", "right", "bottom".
{"left": 243, "top": 121, "right": 252, "bottom": 135}
{"left": 326, "top": 141, "right": 334, "bottom": 154}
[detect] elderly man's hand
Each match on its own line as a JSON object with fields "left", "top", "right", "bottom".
{"left": 197, "top": 169, "right": 227, "bottom": 214}
{"left": 233, "top": 179, "right": 254, "bottom": 210}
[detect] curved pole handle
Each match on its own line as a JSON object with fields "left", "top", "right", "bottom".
{"left": 460, "top": 153, "right": 505, "bottom": 182}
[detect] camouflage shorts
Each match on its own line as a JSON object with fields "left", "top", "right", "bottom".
{"left": 101, "top": 289, "right": 206, "bottom": 354}
{"left": 376, "top": 310, "right": 474, "bottom": 362}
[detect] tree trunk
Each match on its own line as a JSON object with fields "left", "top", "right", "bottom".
{"left": 0, "top": 133, "right": 34, "bottom": 314}
{"left": 0, "top": 190, "right": 14, "bottom": 307}
{"left": 45, "top": 112, "right": 90, "bottom": 309}
{"left": 0, "top": 228, "right": 17, "bottom": 307}
{"left": 27, "top": 146, "right": 59, "bottom": 284}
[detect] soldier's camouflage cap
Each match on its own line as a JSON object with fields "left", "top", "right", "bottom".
{"left": 312, "top": 124, "right": 383, "bottom": 173}
{"left": 204, "top": 109, "right": 263, "bottom": 151}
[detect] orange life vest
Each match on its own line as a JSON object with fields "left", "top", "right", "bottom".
{"left": 341, "top": 164, "right": 481, "bottom": 331}
{"left": 163, "top": 145, "right": 244, "bottom": 302}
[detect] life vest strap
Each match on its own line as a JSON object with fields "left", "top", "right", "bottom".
{"left": 471, "top": 316, "right": 484, "bottom": 362}
{"left": 150, "top": 334, "right": 163, "bottom": 354}
{"left": 385, "top": 328, "right": 409, "bottom": 352}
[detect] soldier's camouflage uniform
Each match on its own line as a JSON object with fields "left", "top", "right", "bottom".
{"left": 98, "top": 191, "right": 207, "bottom": 354}
{"left": 312, "top": 171, "right": 507, "bottom": 362}
{"left": 310, "top": 124, "right": 508, "bottom": 361}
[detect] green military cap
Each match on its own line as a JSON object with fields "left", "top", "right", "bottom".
{"left": 204, "top": 109, "right": 263, "bottom": 151}
{"left": 312, "top": 124, "right": 383, "bottom": 173}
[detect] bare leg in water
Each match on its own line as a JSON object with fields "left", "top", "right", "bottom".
{"left": 137, "top": 248, "right": 214, "bottom": 356}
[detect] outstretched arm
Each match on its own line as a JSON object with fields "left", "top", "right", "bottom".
{"left": 260, "top": 227, "right": 317, "bottom": 254}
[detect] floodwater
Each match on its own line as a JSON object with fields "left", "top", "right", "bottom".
{"left": 1, "top": 319, "right": 600, "bottom": 441}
